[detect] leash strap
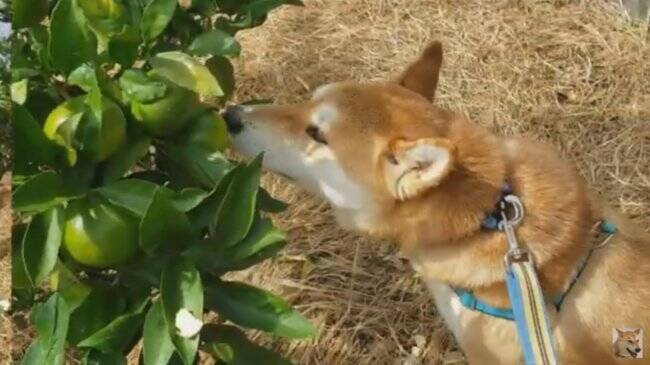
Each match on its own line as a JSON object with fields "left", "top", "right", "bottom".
{"left": 500, "top": 195, "right": 559, "bottom": 365}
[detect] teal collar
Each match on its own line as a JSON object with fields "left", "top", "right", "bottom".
{"left": 454, "top": 220, "right": 617, "bottom": 321}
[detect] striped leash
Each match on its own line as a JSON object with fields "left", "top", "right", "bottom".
{"left": 499, "top": 195, "right": 559, "bottom": 365}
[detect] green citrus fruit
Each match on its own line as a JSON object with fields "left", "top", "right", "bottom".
{"left": 63, "top": 197, "right": 139, "bottom": 268}
{"left": 43, "top": 96, "right": 127, "bottom": 162}
{"left": 181, "top": 111, "right": 230, "bottom": 151}
{"left": 130, "top": 73, "right": 200, "bottom": 137}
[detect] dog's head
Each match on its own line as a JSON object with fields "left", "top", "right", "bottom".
{"left": 615, "top": 329, "right": 643, "bottom": 358}
{"left": 226, "top": 42, "right": 465, "bottom": 230}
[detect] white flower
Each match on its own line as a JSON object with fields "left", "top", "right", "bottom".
{"left": 174, "top": 308, "right": 203, "bottom": 338}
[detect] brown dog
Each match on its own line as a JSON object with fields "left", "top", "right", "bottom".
{"left": 224, "top": 41, "right": 650, "bottom": 364}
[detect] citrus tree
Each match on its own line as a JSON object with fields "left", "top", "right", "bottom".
{"left": 9, "top": 1, "right": 314, "bottom": 364}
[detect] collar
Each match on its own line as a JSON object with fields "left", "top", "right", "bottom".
{"left": 480, "top": 183, "right": 514, "bottom": 230}
{"left": 454, "top": 183, "right": 617, "bottom": 320}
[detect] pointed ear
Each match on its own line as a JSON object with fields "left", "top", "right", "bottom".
{"left": 396, "top": 41, "right": 443, "bottom": 100}
{"left": 633, "top": 329, "right": 641, "bottom": 335}
{"left": 383, "top": 137, "right": 455, "bottom": 201}
{"left": 616, "top": 329, "right": 625, "bottom": 337}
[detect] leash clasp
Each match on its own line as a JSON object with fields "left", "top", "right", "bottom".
{"left": 499, "top": 194, "right": 533, "bottom": 269}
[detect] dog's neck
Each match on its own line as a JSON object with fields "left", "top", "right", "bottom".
{"left": 356, "top": 118, "right": 595, "bottom": 307}
{"left": 385, "top": 117, "right": 507, "bottom": 248}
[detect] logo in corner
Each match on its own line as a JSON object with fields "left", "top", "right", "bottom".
{"left": 613, "top": 328, "right": 644, "bottom": 359}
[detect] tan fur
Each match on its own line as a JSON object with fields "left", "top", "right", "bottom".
{"left": 229, "top": 42, "right": 650, "bottom": 364}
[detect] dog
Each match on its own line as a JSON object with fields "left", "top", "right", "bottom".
{"left": 223, "top": 41, "right": 650, "bottom": 364}
{"left": 615, "top": 329, "right": 643, "bottom": 359}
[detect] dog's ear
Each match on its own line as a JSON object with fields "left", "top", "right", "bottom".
{"left": 396, "top": 41, "right": 443, "bottom": 101}
{"left": 633, "top": 329, "right": 641, "bottom": 335}
{"left": 616, "top": 329, "right": 625, "bottom": 337}
{"left": 383, "top": 137, "right": 455, "bottom": 201}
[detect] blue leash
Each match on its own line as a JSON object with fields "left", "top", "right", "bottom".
{"left": 454, "top": 185, "right": 618, "bottom": 364}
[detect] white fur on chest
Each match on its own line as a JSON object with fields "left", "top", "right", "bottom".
{"left": 412, "top": 264, "right": 522, "bottom": 364}
{"left": 421, "top": 279, "right": 471, "bottom": 343}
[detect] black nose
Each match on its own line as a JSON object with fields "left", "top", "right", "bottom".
{"left": 636, "top": 348, "right": 641, "bottom": 353}
{"left": 222, "top": 105, "right": 244, "bottom": 134}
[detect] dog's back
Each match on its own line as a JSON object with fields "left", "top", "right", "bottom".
{"left": 556, "top": 205, "right": 650, "bottom": 363}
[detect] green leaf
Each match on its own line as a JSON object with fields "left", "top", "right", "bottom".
{"left": 228, "top": 217, "right": 286, "bottom": 266}
{"left": 243, "top": 0, "right": 304, "bottom": 19}
{"left": 49, "top": 0, "right": 98, "bottom": 75}
{"left": 119, "top": 69, "right": 168, "bottom": 103}
{"left": 13, "top": 104, "right": 58, "bottom": 174}
{"left": 257, "top": 187, "right": 288, "bottom": 213}
{"left": 77, "top": 94, "right": 104, "bottom": 161}
{"left": 67, "top": 287, "right": 128, "bottom": 345}
{"left": 81, "top": 350, "right": 127, "bottom": 365}
{"left": 160, "top": 259, "right": 203, "bottom": 365}
{"left": 12, "top": 225, "right": 32, "bottom": 295}
{"left": 140, "top": 187, "right": 193, "bottom": 254}
{"left": 28, "top": 25, "right": 52, "bottom": 70}
{"left": 150, "top": 51, "right": 223, "bottom": 97}
{"left": 188, "top": 30, "right": 241, "bottom": 57}
{"left": 206, "top": 56, "right": 235, "bottom": 101}
{"left": 97, "top": 179, "right": 205, "bottom": 216}
{"left": 212, "top": 156, "right": 262, "bottom": 246}
{"left": 141, "top": 0, "right": 177, "bottom": 41}
{"left": 11, "top": 79, "right": 28, "bottom": 104}
{"left": 68, "top": 64, "right": 100, "bottom": 93}
{"left": 108, "top": 26, "right": 141, "bottom": 67}
{"left": 157, "top": 143, "right": 232, "bottom": 189}
{"left": 13, "top": 171, "right": 77, "bottom": 214}
{"left": 11, "top": 0, "right": 49, "bottom": 29}
{"left": 77, "top": 300, "right": 148, "bottom": 353}
{"left": 49, "top": 261, "right": 91, "bottom": 311}
{"left": 65, "top": 67, "right": 103, "bottom": 162}
{"left": 96, "top": 178, "right": 159, "bottom": 216}
{"left": 143, "top": 299, "right": 175, "bottom": 365}
{"left": 187, "top": 164, "right": 241, "bottom": 232}
{"left": 29, "top": 293, "right": 71, "bottom": 365}
{"left": 20, "top": 207, "right": 64, "bottom": 288}
{"left": 186, "top": 216, "right": 286, "bottom": 272}
{"left": 77, "top": 0, "right": 129, "bottom": 36}
{"left": 171, "top": 188, "right": 210, "bottom": 212}
{"left": 20, "top": 338, "right": 46, "bottom": 365}
{"left": 206, "top": 281, "right": 316, "bottom": 339}
{"left": 202, "top": 325, "right": 293, "bottom": 365}
{"left": 102, "top": 132, "right": 152, "bottom": 183}
{"left": 190, "top": 0, "right": 218, "bottom": 15}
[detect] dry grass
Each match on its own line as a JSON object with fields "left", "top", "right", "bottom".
{"left": 1, "top": 173, "right": 12, "bottom": 365}
{"left": 226, "top": 1, "right": 650, "bottom": 364}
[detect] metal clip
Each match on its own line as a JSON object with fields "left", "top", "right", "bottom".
{"left": 499, "top": 195, "right": 532, "bottom": 269}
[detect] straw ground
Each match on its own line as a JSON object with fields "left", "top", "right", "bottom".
{"left": 227, "top": 1, "right": 650, "bottom": 364}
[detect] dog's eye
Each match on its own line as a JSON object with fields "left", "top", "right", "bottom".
{"left": 306, "top": 125, "right": 327, "bottom": 144}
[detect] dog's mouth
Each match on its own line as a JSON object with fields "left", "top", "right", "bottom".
{"left": 627, "top": 348, "right": 640, "bottom": 358}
